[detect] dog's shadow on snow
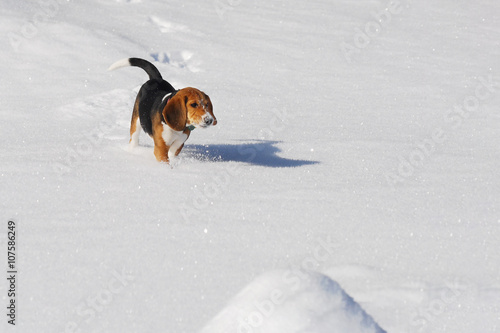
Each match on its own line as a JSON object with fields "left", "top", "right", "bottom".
{"left": 184, "top": 141, "right": 318, "bottom": 168}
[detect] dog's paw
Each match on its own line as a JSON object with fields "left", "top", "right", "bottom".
{"left": 127, "top": 142, "right": 138, "bottom": 150}
{"left": 167, "top": 157, "right": 182, "bottom": 168}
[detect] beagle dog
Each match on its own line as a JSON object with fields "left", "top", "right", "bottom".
{"left": 108, "top": 57, "right": 217, "bottom": 163}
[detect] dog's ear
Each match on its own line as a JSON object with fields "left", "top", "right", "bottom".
{"left": 163, "top": 94, "right": 187, "bottom": 131}
{"left": 204, "top": 93, "right": 217, "bottom": 125}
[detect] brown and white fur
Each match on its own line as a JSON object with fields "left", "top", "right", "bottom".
{"left": 108, "top": 57, "right": 217, "bottom": 163}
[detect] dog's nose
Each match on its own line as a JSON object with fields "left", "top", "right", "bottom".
{"left": 204, "top": 117, "right": 213, "bottom": 126}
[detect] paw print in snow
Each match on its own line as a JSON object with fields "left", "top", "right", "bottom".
{"left": 150, "top": 51, "right": 202, "bottom": 73}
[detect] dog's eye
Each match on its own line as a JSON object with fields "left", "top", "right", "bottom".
{"left": 190, "top": 103, "right": 198, "bottom": 108}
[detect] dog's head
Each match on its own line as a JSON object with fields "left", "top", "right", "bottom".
{"left": 163, "top": 87, "right": 217, "bottom": 131}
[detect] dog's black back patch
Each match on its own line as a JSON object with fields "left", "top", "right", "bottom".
{"left": 137, "top": 79, "right": 176, "bottom": 135}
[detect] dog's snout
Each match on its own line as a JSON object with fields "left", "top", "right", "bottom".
{"left": 204, "top": 117, "right": 213, "bottom": 126}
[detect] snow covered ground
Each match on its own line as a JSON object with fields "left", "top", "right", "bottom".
{"left": 1, "top": 0, "right": 499, "bottom": 332}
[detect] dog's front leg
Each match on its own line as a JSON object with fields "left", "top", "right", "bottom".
{"left": 153, "top": 138, "right": 169, "bottom": 163}
{"left": 168, "top": 132, "right": 189, "bottom": 161}
{"left": 174, "top": 143, "right": 184, "bottom": 157}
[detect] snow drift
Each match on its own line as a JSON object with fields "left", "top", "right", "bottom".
{"left": 201, "top": 270, "right": 386, "bottom": 333}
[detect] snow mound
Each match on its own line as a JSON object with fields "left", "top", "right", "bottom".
{"left": 201, "top": 270, "right": 386, "bottom": 333}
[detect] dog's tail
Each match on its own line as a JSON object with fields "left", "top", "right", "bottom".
{"left": 108, "top": 58, "right": 162, "bottom": 80}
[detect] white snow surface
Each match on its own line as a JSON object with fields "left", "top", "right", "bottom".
{"left": 1, "top": 0, "right": 500, "bottom": 332}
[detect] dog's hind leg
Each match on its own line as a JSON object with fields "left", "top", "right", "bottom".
{"left": 129, "top": 100, "right": 141, "bottom": 148}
